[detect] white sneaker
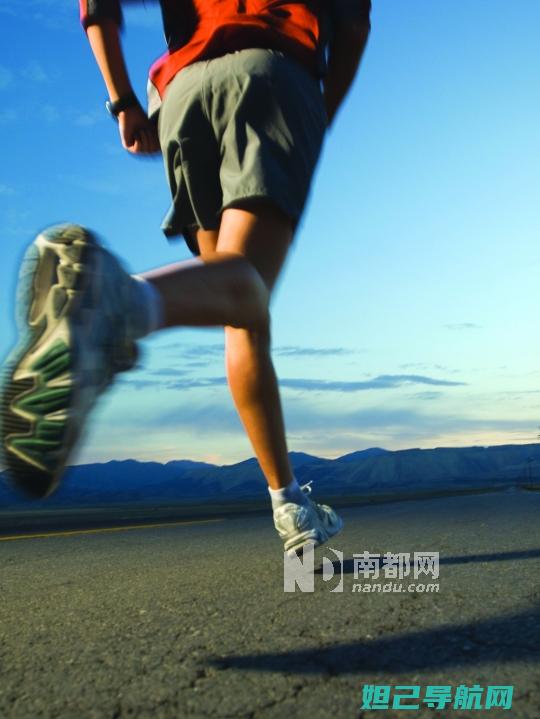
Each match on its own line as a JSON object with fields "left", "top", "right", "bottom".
{"left": 273, "top": 481, "right": 344, "bottom": 555}
{"left": 1, "top": 224, "right": 140, "bottom": 498}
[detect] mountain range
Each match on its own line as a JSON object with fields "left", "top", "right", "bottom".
{"left": 1, "top": 443, "right": 539, "bottom": 509}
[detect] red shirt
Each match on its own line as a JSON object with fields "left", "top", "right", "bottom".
{"left": 150, "top": 2, "right": 322, "bottom": 101}
{"left": 80, "top": 1, "right": 371, "bottom": 114}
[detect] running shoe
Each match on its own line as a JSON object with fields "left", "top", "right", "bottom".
{"left": 273, "top": 481, "right": 344, "bottom": 555}
{"left": 1, "top": 224, "right": 140, "bottom": 498}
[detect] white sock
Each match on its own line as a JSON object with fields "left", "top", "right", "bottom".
{"left": 269, "top": 478, "right": 308, "bottom": 510}
{"left": 130, "top": 275, "right": 165, "bottom": 338}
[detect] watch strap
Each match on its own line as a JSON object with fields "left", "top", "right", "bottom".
{"left": 105, "top": 91, "right": 140, "bottom": 118}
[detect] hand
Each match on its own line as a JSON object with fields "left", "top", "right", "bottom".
{"left": 118, "top": 104, "right": 160, "bottom": 155}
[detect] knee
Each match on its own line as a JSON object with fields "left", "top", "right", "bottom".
{"left": 225, "top": 324, "right": 272, "bottom": 380}
{"left": 228, "top": 259, "right": 271, "bottom": 333}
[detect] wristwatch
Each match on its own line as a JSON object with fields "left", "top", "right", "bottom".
{"left": 105, "top": 91, "right": 140, "bottom": 120}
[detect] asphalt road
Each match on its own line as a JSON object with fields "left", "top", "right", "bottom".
{"left": 0, "top": 490, "right": 538, "bottom": 719}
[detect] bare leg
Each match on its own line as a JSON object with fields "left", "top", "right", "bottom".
{"left": 140, "top": 243, "right": 269, "bottom": 330}
{"left": 141, "top": 206, "right": 294, "bottom": 490}
{"left": 197, "top": 213, "right": 295, "bottom": 490}
{"left": 217, "top": 204, "right": 294, "bottom": 490}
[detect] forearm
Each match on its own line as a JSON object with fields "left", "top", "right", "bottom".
{"left": 86, "top": 20, "right": 134, "bottom": 102}
{"left": 84, "top": 19, "right": 159, "bottom": 154}
{"left": 324, "top": 22, "right": 370, "bottom": 126}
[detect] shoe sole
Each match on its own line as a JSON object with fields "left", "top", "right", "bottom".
{"left": 0, "top": 224, "right": 98, "bottom": 498}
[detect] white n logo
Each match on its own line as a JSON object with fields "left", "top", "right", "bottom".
{"left": 283, "top": 544, "right": 315, "bottom": 592}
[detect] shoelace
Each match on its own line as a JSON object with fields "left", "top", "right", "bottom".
{"left": 300, "top": 480, "right": 334, "bottom": 525}
{"left": 300, "top": 480, "right": 313, "bottom": 496}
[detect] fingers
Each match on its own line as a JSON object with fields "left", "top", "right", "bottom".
{"left": 140, "top": 127, "right": 159, "bottom": 153}
{"left": 118, "top": 109, "right": 160, "bottom": 155}
{"left": 123, "top": 127, "right": 160, "bottom": 155}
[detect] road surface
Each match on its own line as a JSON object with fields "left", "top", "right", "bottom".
{"left": 0, "top": 490, "right": 538, "bottom": 718}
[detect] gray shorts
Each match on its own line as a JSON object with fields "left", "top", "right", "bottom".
{"left": 158, "top": 48, "right": 327, "bottom": 255}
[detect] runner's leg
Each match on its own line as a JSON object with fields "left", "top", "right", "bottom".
{"left": 217, "top": 203, "right": 295, "bottom": 490}
{"left": 139, "top": 245, "right": 269, "bottom": 331}
{"left": 184, "top": 206, "right": 295, "bottom": 490}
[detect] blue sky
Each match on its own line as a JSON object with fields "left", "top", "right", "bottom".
{"left": 1, "top": 0, "right": 540, "bottom": 465}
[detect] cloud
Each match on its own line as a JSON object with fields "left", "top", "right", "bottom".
{"left": 159, "top": 341, "right": 225, "bottom": 368}
{"left": 115, "top": 378, "right": 165, "bottom": 391}
{"left": 274, "top": 345, "right": 356, "bottom": 358}
{"left": 279, "top": 374, "right": 465, "bottom": 392}
{"left": 154, "top": 342, "right": 358, "bottom": 374}
{"left": 42, "top": 104, "right": 60, "bottom": 123}
{"left": 0, "top": 66, "right": 13, "bottom": 90}
{"left": 150, "top": 367, "right": 187, "bottom": 377}
{"left": 0, "top": 207, "right": 33, "bottom": 238}
{"left": 74, "top": 110, "right": 103, "bottom": 128}
{"left": 59, "top": 174, "right": 122, "bottom": 196}
{"left": 112, "top": 389, "right": 537, "bottom": 442}
{"left": 0, "top": 184, "right": 16, "bottom": 197}
{"left": 0, "top": 109, "right": 16, "bottom": 123}
{"left": 21, "top": 62, "right": 50, "bottom": 83}
{"left": 119, "top": 376, "right": 223, "bottom": 391}
{"left": 161, "top": 341, "right": 224, "bottom": 356}
{"left": 444, "top": 322, "right": 481, "bottom": 330}
{"left": 407, "top": 391, "right": 444, "bottom": 401}
{"left": 119, "top": 372, "right": 465, "bottom": 394}
{"left": 399, "top": 362, "right": 461, "bottom": 374}
{"left": 0, "top": 1, "right": 79, "bottom": 31}
{"left": 160, "top": 341, "right": 359, "bottom": 363}
{"left": 183, "top": 360, "right": 214, "bottom": 369}
{"left": 155, "top": 401, "right": 242, "bottom": 434}
{"left": 497, "top": 388, "right": 540, "bottom": 396}
{"left": 85, "top": 367, "right": 540, "bottom": 462}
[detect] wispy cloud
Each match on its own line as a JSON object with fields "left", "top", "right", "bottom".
{"left": 279, "top": 374, "right": 465, "bottom": 392}
{"left": 21, "top": 62, "right": 51, "bottom": 83}
{"left": 42, "top": 104, "right": 60, "bottom": 123}
{"left": 159, "top": 341, "right": 357, "bottom": 362}
{"left": 111, "top": 391, "right": 537, "bottom": 441}
{"left": 399, "top": 362, "right": 460, "bottom": 374}
{"left": 0, "top": 184, "right": 16, "bottom": 197}
{"left": 0, "top": 109, "right": 16, "bottom": 123}
{"left": 118, "top": 372, "right": 465, "bottom": 394}
{"left": 0, "top": 1, "right": 79, "bottom": 31}
{"left": 444, "top": 322, "right": 481, "bottom": 330}
{"left": 408, "top": 391, "right": 444, "bottom": 401}
{"left": 74, "top": 109, "right": 103, "bottom": 128}
{"left": 59, "top": 174, "right": 122, "bottom": 196}
{"left": 161, "top": 341, "right": 224, "bottom": 356}
{"left": 0, "top": 207, "right": 33, "bottom": 238}
{"left": 150, "top": 367, "right": 187, "bottom": 377}
{"left": 274, "top": 346, "right": 356, "bottom": 358}
{"left": 83, "top": 367, "right": 538, "bottom": 462}
{"left": 115, "top": 378, "right": 164, "bottom": 391}
{"left": 118, "top": 376, "right": 223, "bottom": 391}
{"left": 0, "top": 66, "right": 13, "bottom": 90}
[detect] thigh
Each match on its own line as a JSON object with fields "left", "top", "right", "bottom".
{"left": 217, "top": 202, "right": 293, "bottom": 293}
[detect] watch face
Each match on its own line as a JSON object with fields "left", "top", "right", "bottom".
{"left": 105, "top": 92, "right": 139, "bottom": 118}
{"left": 105, "top": 100, "right": 119, "bottom": 121}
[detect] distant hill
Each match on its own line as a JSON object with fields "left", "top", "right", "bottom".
{"left": 1, "top": 444, "right": 539, "bottom": 509}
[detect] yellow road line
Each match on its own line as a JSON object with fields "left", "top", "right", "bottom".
{"left": 0, "top": 518, "right": 223, "bottom": 542}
